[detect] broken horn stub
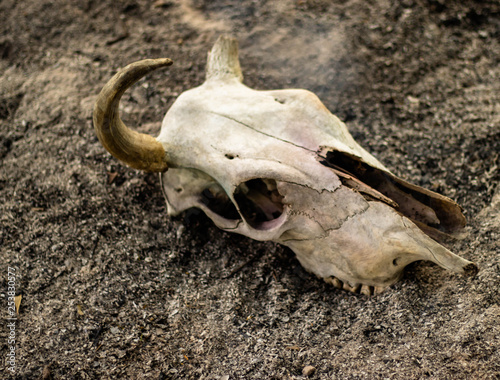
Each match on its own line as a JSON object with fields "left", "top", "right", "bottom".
{"left": 205, "top": 35, "right": 244, "bottom": 82}
{"left": 93, "top": 58, "right": 172, "bottom": 172}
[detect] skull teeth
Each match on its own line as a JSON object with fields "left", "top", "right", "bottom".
{"left": 324, "top": 276, "right": 386, "bottom": 296}
{"left": 360, "top": 285, "right": 373, "bottom": 296}
{"left": 343, "top": 282, "right": 361, "bottom": 293}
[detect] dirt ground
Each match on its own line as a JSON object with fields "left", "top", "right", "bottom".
{"left": 1, "top": 0, "right": 499, "bottom": 379}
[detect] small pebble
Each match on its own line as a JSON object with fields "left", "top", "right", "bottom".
{"left": 302, "top": 365, "right": 316, "bottom": 377}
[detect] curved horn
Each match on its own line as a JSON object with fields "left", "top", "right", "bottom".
{"left": 93, "top": 58, "right": 173, "bottom": 172}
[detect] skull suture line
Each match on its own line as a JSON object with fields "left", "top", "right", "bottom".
{"left": 94, "top": 36, "right": 477, "bottom": 295}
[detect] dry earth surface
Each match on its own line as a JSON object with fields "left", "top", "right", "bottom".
{"left": 1, "top": 0, "right": 499, "bottom": 379}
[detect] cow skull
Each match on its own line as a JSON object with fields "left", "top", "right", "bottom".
{"left": 93, "top": 36, "right": 477, "bottom": 294}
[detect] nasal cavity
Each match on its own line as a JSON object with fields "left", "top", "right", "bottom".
{"left": 234, "top": 178, "right": 284, "bottom": 229}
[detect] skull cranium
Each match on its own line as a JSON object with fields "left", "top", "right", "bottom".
{"left": 93, "top": 36, "right": 477, "bottom": 294}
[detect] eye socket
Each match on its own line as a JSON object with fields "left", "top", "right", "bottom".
{"left": 234, "top": 178, "right": 284, "bottom": 229}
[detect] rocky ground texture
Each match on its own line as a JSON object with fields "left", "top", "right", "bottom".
{"left": 0, "top": 0, "right": 499, "bottom": 379}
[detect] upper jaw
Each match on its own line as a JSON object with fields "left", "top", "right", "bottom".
{"left": 323, "top": 275, "right": 390, "bottom": 295}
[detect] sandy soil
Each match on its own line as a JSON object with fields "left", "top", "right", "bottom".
{"left": 1, "top": 0, "right": 499, "bottom": 379}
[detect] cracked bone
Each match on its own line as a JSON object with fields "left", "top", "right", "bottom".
{"left": 93, "top": 35, "right": 477, "bottom": 293}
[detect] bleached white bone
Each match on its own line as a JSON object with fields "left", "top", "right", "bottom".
{"left": 93, "top": 36, "right": 477, "bottom": 294}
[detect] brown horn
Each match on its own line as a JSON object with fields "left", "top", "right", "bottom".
{"left": 93, "top": 58, "right": 173, "bottom": 172}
